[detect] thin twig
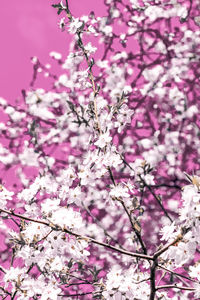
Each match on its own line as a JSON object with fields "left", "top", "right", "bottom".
{"left": 139, "top": 175, "right": 173, "bottom": 223}
{"left": 157, "top": 265, "right": 197, "bottom": 283}
{"left": 59, "top": 291, "right": 93, "bottom": 297}
{"left": 156, "top": 284, "right": 195, "bottom": 291}
{"left": 82, "top": 202, "right": 124, "bottom": 248}
{"left": 154, "top": 234, "right": 183, "bottom": 258}
{"left": 107, "top": 167, "right": 147, "bottom": 254}
{"left": 63, "top": 0, "right": 101, "bottom": 134}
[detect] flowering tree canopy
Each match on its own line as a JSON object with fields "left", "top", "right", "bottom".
{"left": 0, "top": 0, "right": 200, "bottom": 299}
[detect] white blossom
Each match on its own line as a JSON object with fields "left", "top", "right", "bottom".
{"left": 94, "top": 132, "right": 112, "bottom": 148}
{"left": 49, "top": 51, "right": 62, "bottom": 60}
{"left": 68, "top": 18, "right": 83, "bottom": 34}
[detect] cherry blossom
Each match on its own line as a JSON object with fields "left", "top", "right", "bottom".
{"left": 94, "top": 132, "right": 112, "bottom": 148}
{"left": 0, "top": 0, "right": 200, "bottom": 298}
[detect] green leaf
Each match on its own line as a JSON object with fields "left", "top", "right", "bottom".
{"left": 52, "top": 4, "right": 63, "bottom": 15}
{"left": 52, "top": 4, "right": 61, "bottom": 8}
{"left": 68, "top": 259, "right": 73, "bottom": 268}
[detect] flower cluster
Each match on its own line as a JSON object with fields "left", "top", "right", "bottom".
{"left": 0, "top": 0, "right": 200, "bottom": 299}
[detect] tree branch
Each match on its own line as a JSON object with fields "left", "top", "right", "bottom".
{"left": 0, "top": 208, "right": 153, "bottom": 261}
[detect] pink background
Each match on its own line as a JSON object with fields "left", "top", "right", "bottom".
{"left": 0, "top": 0, "right": 106, "bottom": 104}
